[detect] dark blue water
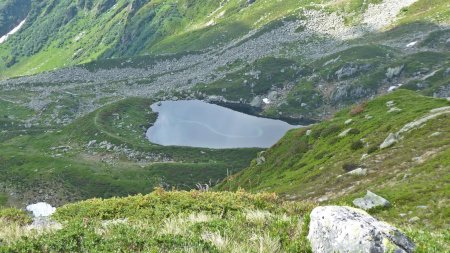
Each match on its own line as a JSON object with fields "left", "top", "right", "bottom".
{"left": 146, "top": 100, "right": 299, "bottom": 149}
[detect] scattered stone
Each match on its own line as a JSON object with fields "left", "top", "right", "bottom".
{"left": 256, "top": 151, "right": 266, "bottom": 165}
{"left": 429, "top": 132, "right": 441, "bottom": 137}
{"left": 346, "top": 167, "right": 368, "bottom": 176}
{"left": 360, "top": 154, "right": 369, "bottom": 160}
{"left": 308, "top": 206, "right": 415, "bottom": 253}
{"left": 87, "top": 140, "right": 97, "bottom": 147}
{"left": 268, "top": 91, "right": 278, "bottom": 100}
{"left": 306, "top": 129, "right": 312, "bottom": 136}
{"left": 386, "top": 65, "right": 404, "bottom": 79}
{"left": 388, "top": 107, "right": 402, "bottom": 113}
{"left": 335, "top": 64, "right": 358, "bottom": 80}
{"left": 344, "top": 119, "right": 353, "bottom": 125}
{"left": 250, "top": 96, "right": 262, "bottom": 107}
{"left": 380, "top": 133, "right": 399, "bottom": 149}
{"left": 338, "top": 128, "right": 353, "bottom": 137}
{"left": 317, "top": 196, "right": 329, "bottom": 202}
{"left": 406, "top": 41, "right": 418, "bottom": 48}
{"left": 353, "top": 191, "right": 390, "bottom": 210}
{"left": 386, "top": 101, "right": 395, "bottom": 107}
{"left": 365, "top": 114, "right": 373, "bottom": 120}
{"left": 416, "top": 206, "right": 428, "bottom": 209}
{"left": 408, "top": 217, "right": 420, "bottom": 223}
{"left": 399, "top": 213, "right": 407, "bottom": 217}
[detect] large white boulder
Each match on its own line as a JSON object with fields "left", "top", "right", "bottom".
{"left": 26, "top": 202, "right": 56, "bottom": 217}
{"left": 308, "top": 206, "right": 415, "bottom": 253}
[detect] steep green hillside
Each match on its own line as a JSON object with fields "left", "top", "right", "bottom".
{"left": 0, "top": 0, "right": 30, "bottom": 37}
{"left": 219, "top": 90, "right": 450, "bottom": 230}
{"left": 0, "top": 0, "right": 449, "bottom": 77}
{"left": 0, "top": 0, "right": 322, "bottom": 76}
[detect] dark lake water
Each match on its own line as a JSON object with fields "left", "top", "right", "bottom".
{"left": 146, "top": 100, "right": 299, "bottom": 149}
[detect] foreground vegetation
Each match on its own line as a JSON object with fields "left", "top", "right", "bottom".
{"left": 0, "top": 188, "right": 448, "bottom": 252}
{"left": 1, "top": 190, "right": 316, "bottom": 252}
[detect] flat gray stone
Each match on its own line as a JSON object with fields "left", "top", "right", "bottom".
{"left": 353, "top": 191, "right": 390, "bottom": 210}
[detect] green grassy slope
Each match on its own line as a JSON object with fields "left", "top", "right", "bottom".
{"left": 219, "top": 90, "right": 450, "bottom": 231}
{"left": 1, "top": 0, "right": 448, "bottom": 78}
{"left": 0, "top": 98, "right": 260, "bottom": 207}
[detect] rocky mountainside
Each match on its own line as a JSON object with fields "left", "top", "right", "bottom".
{"left": 0, "top": 0, "right": 449, "bottom": 252}
{"left": 0, "top": 0, "right": 449, "bottom": 127}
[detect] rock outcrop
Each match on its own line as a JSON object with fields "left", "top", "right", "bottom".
{"left": 380, "top": 133, "right": 399, "bottom": 149}
{"left": 308, "top": 206, "right": 415, "bottom": 253}
{"left": 353, "top": 191, "right": 391, "bottom": 210}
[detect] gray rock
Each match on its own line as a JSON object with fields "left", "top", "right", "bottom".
{"left": 380, "top": 133, "right": 399, "bottom": 149}
{"left": 388, "top": 107, "right": 402, "bottom": 113}
{"left": 268, "top": 91, "right": 278, "bottom": 100}
{"left": 308, "top": 206, "right": 415, "bottom": 253}
{"left": 338, "top": 128, "right": 353, "bottom": 137}
{"left": 250, "top": 96, "right": 262, "bottom": 107}
{"left": 408, "top": 217, "right": 420, "bottom": 223}
{"left": 256, "top": 151, "right": 266, "bottom": 165}
{"left": 429, "top": 132, "right": 441, "bottom": 137}
{"left": 386, "top": 65, "right": 404, "bottom": 79}
{"left": 344, "top": 119, "right": 353, "bottom": 125}
{"left": 353, "top": 191, "right": 390, "bottom": 210}
{"left": 335, "top": 64, "right": 358, "bottom": 80}
{"left": 87, "top": 140, "right": 97, "bottom": 147}
{"left": 346, "top": 168, "right": 368, "bottom": 176}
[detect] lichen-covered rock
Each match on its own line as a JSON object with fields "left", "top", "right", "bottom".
{"left": 380, "top": 133, "right": 399, "bottom": 149}
{"left": 250, "top": 96, "right": 262, "bottom": 108}
{"left": 353, "top": 191, "right": 390, "bottom": 210}
{"left": 308, "top": 206, "right": 415, "bottom": 253}
{"left": 386, "top": 65, "right": 404, "bottom": 79}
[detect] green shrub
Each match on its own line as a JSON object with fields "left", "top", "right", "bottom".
{"left": 367, "top": 145, "right": 379, "bottom": 154}
{"left": 351, "top": 140, "right": 364, "bottom": 150}
{"left": 0, "top": 208, "right": 32, "bottom": 225}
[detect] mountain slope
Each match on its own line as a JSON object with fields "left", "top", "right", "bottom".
{"left": 0, "top": 0, "right": 449, "bottom": 77}
{"left": 219, "top": 89, "right": 450, "bottom": 230}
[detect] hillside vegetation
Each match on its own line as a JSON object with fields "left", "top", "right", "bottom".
{"left": 1, "top": 188, "right": 449, "bottom": 252}
{"left": 0, "top": 98, "right": 259, "bottom": 207}
{"left": 219, "top": 90, "right": 450, "bottom": 232}
{"left": 0, "top": 0, "right": 449, "bottom": 77}
{"left": 0, "top": 190, "right": 316, "bottom": 252}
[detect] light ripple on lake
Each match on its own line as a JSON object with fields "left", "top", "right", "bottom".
{"left": 146, "top": 100, "right": 300, "bottom": 149}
